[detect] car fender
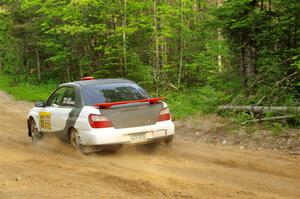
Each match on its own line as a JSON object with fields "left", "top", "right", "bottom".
{"left": 74, "top": 106, "right": 100, "bottom": 131}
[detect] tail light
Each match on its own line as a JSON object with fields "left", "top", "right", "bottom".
{"left": 88, "top": 114, "right": 113, "bottom": 128}
{"left": 158, "top": 108, "right": 171, "bottom": 121}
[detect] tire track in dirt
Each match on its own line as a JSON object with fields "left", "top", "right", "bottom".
{"left": 0, "top": 91, "right": 300, "bottom": 199}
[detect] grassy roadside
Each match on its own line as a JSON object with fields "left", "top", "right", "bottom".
{"left": 0, "top": 73, "right": 56, "bottom": 101}
{"left": 0, "top": 73, "right": 229, "bottom": 119}
{"left": 1, "top": 74, "right": 295, "bottom": 136}
{"left": 164, "top": 86, "right": 230, "bottom": 119}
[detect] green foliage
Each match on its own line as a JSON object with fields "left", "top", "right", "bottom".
{"left": 269, "top": 123, "right": 285, "bottom": 136}
{"left": 1, "top": 0, "right": 300, "bottom": 123}
{"left": 0, "top": 73, "right": 56, "bottom": 101}
{"left": 232, "top": 112, "right": 253, "bottom": 125}
{"left": 0, "top": 0, "right": 226, "bottom": 90}
{"left": 0, "top": 11, "right": 18, "bottom": 74}
{"left": 216, "top": 0, "right": 300, "bottom": 107}
{"left": 165, "top": 86, "right": 231, "bottom": 119}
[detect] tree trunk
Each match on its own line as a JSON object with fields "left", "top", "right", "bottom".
{"left": 177, "top": 0, "right": 185, "bottom": 86}
{"left": 0, "top": 52, "right": 2, "bottom": 71}
{"left": 293, "top": 17, "right": 297, "bottom": 48}
{"left": 217, "top": 0, "right": 223, "bottom": 72}
{"left": 122, "top": 0, "right": 127, "bottom": 77}
{"left": 16, "top": 0, "right": 20, "bottom": 9}
{"left": 217, "top": 32, "right": 222, "bottom": 71}
{"left": 244, "top": 43, "right": 256, "bottom": 80}
{"left": 218, "top": 105, "right": 300, "bottom": 113}
{"left": 153, "top": 0, "right": 159, "bottom": 94}
{"left": 240, "top": 41, "right": 256, "bottom": 94}
{"left": 79, "top": 64, "right": 83, "bottom": 78}
{"left": 260, "top": 0, "right": 264, "bottom": 10}
{"left": 163, "top": 42, "right": 167, "bottom": 66}
{"left": 66, "top": 65, "right": 70, "bottom": 82}
{"left": 35, "top": 49, "right": 41, "bottom": 81}
{"left": 242, "top": 115, "right": 295, "bottom": 124}
{"left": 240, "top": 44, "right": 247, "bottom": 90}
{"left": 16, "top": 40, "right": 23, "bottom": 76}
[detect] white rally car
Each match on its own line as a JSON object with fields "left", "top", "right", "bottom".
{"left": 27, "top": 78, "right": 175, "bottom": 153}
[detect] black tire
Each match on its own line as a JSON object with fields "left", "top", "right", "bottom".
{"left": 163, "top": 136, "right": 174, "bottom": 145}
{"left": 104, "top": 145, "right": 122, "bottom": 153}
{"left": 69, "top": 128, "right": 82, "bottom": 151}
{"left": 30, "top": 119, "right": 43, "bottom": 143}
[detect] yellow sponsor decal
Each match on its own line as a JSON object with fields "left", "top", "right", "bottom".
{"left": 39, "top": 112, "right": 51, "bottom": 130}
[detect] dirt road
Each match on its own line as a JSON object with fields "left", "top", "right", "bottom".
{"left": 0, "top": 92, "right": 299, "bottom": 199}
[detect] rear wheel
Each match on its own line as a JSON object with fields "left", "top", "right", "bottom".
{"left": 69, "top": 128, "right": 82, "bottom": 151}
{"left": 163, "top": 135, "right": 174, "bottom": 145}
{"left": 104, "top": 145, "right": 122, "bottom": 153}
{"left": 30, "top": 119, "right": 43, "bottom": 143}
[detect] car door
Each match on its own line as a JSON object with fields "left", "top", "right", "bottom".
{"left": 51, "top": 86, "right": 77, "bottom": 132}
{"left": 38, "top": 87, "right": 67, "bottom": 133}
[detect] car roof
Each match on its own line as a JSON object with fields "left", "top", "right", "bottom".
{"left": 60, "top": 78, "right": 135, "bottom": 87}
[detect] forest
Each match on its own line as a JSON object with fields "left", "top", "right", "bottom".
{"left": 0, "top": 0, "right": 300, "bottom": 119}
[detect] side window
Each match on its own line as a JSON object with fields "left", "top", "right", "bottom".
{"left": 47, "top": 87, "right": 67, "bottom": 106}
{"left": 61, "top": 87, "right": 76, "bottom": 107}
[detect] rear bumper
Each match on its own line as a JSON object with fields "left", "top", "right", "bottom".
{"left": 78, "top": 120, "right": 175, "bottom": 146}
{"left": 81, "top": 135, "right": 174, "bottom": 153}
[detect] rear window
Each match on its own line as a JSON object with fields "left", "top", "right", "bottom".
{"left": 83, "top": 84, "right": 151, "bottom": 105}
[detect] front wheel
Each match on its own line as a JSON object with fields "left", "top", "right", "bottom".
{"left": 30, "top": 119, "right": 43, "bottom": 143}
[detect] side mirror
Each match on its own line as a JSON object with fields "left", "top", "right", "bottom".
{"left": 35, "top": 101, "right": 45, "bottom": 107}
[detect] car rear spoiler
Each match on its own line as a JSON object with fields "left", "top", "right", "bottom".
{"left": 94, "top": 97, "right": 165, "bottom": 109}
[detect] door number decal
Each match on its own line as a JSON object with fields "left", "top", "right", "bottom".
{"left": 39, "top": 112, "right": 51, "bottom": 130}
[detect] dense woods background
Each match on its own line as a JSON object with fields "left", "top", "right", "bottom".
{"left": 0, "top": 0, "right": 300, "bottom": 117}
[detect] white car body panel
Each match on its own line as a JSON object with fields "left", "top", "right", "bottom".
{"left": 78, "top": 121, "right": 174, "bottom": 145}
{"left": 73, "top": 106, "right": 174, "bottom": 145}
{"left": 28, "top": 106, "right": 72, "bottom": 133}
{"left": 28, "top": 107, "right": 41, "bottom": 130}
{"left": 51, "top": 106, "right": 73, "bottom": 131}
{"left": 77, "top": 117, "right": 174, "bottom": 146}
{"left": 73, "top": 106, "right": 100, "bottom": 130}
{"left": 29, "top": 104, "right": 174, "bottom": 146}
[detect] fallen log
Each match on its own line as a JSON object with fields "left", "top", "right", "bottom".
{"left": 241, "top": 115, "right": 295, "bottom": 125}
{"left": 218, "top": 105, "right": 300, "bottom": 113}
